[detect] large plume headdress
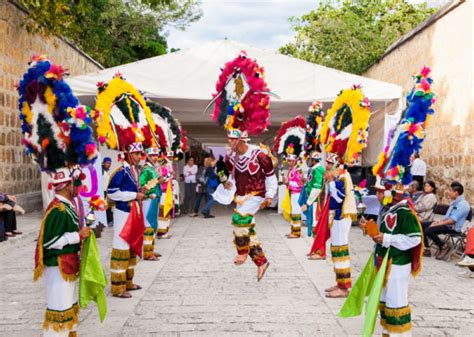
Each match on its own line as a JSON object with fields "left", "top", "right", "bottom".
{"left": 148, "top": 101, "right": 182, "bottom": 159}
{"left": 320, "top": 85, "right": 371, "bottom": 166}
{"left": 17, "top": 55, "right": 97, "bottom": 172}
{"left": 373, "top": 67, "right": 435, "bottom": 185}
{"left": 273, "top": 115, "right": 306, "bottom": 161}
{"left": 207, "top": 51, "right": 277, "bottom": 137}
{"left": 304, "top": 100, "right": 325, "bottom": 157}
{"left": 94, "top": 73, "right": 155, "bottom": 152}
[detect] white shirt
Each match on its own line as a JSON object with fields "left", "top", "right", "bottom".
{"left": 411, "top": 158, "right": 427, "bottom": 176}
{"left": 183, "top": 164, "right": 198, "bottom": 183}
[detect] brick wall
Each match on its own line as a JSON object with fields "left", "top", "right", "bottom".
{"left": 0, "top": 1, "right": 101, "bottom": 206}
{"left": 364, "top": 1, "right": 473, "bottom": 205}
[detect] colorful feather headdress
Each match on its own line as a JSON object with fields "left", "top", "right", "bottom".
{"left": 373, "top": 66, "right": 435, "bottom": 185}
{"left": 17, "top": 55, "right": 97, "bottom": 172}
{"left": 320, "top": 85, "right": 371, "bottom": 166}
{"left": 304, "top": 100, "right": 325, "bottom": 157}
{"left": 94, "top": 73, "right": 155, "bottom": 152}
{"left": 142, "top": 100, "right": 170, "bottom": 153}
{"left": 148, "top": 101, "right": 182, "bottom": 159}
{"left": 273, "top": 115, "right": 306, "bottom": 160}
{"left": 207, "top": 51, "right": 277, "bottom": 138}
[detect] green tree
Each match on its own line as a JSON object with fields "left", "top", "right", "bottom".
{"left": 280, "top": 0, "right": 437, "bottom": 75}
{"left": 18, "top": 0, "right": 202, "bottom": 67}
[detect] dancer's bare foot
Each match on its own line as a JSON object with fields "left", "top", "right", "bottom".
{"left": 308, "top": 253, "right": 325, "bottom": 260}
{"left": 113, "top": 291, "right": 132, "bottom": 298}
{"left": 154, "top": 252, "right": 162, "bottom": 258}
{"left": 325, "top": 285, "right": 339, "bottom": 292}
{"left": 127, "top": 284, "right": 142, "bottom": 291}
{"left": 286, "top": 233, "right": 300, "bottom": 239}
{"left": 158, "top": 233, "right": 172, "bottom": 239}
{"left": 234, "top": 254, "right": 248, "bottom": 265}
{"left": 144, "top": 255, "right": 160, "bottom": 261}
{"left": 325, "top": 288, "right": 349, "bottom": 298}
{"left": 257, "top": 262, "right": 270, "bottom": 282}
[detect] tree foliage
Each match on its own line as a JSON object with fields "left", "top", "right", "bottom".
{"left": 19, "top": 0, "right": 202, "bottom": 67}
{"left": 280, "top": 0, "right": 437, "bottom": 74}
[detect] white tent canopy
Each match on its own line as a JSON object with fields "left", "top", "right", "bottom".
{"left": 67, "top": 39, "right": 403, "bottom": 165}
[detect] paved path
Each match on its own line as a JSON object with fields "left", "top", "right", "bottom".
{"left": 0, "top": 207, "right": 473, "bottom": 336}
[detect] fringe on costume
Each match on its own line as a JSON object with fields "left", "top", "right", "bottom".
{"left": 57, "top": 257, "right": 79, "bottom": 282}
{"left": 249, "top": 245, "right": 268, "bottom": 267}
{"left": 43, "top": 305, "right": 78, "bottom": 333}
{"left": 380, "top": 302, "right": 413, "bottom": 334}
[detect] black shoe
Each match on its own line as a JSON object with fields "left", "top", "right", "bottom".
{"left": 204, "top": 214, "right": 215, "bottom": 218}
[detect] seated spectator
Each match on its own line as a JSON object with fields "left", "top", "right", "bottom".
{"left": 407, "top": 180, "right": 422, "bottom": 203}
{"left": 424, "top": 181, "right": 470, "bottom": 259}
{"left": 415, "top": 180, "right": 438, "bottom": 223}
{"left": 0, "top": 193, "right": 23, "bottom": 237}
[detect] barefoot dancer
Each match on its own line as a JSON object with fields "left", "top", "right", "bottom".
{"left": 273, "top": 116, "right": 306, "bottom": 239}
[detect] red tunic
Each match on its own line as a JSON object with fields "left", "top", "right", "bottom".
{"left": 225, "top": 146, "right": 275, "bottom": 197}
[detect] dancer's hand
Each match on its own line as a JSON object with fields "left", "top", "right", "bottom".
{"left": 359, "top": 217, "right": 367, "bottom": 234}
{"left": 301, "top": 204, "right": 308, "bottom": 212}
{"left": 136, "top": 192, "right": 146, "bottom": 201}
{"left": 224, "top": 181, "right": 232, "bottom": 190}
{"left": 372, "top": 233, "right": 384, "bottom": 244}
{"left": 260, "top": 198, "right": 272, "bottom": 209}
{"left": 79, "top": 227, "right": 90, "bottom": 240}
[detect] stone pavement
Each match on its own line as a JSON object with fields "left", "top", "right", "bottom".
{"left": 0, "top": 206, "right": 473, "bottom": 336}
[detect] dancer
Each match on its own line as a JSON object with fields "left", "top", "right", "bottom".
{"left": 18, "top": 56, "right": 98, "bottom": 336}
{"left": 94, "top": 75, "right": 156, "bottom": 298}
{"left": 273, "top": 116, "right": 306, "bottom": 238}
{"left": 309, "top": 85, "right": 371, "bottom": 298}
{"left": 208, "top": 51, "right": 277, "bottom": 281}
{"left": 300, "top": 100, "right": 325, "bottom": 237}
{"left": 157, "top": 150, "right": 174, "bottom": 239}
{"left": 140, "top": 145, "right": 163, "bottom": 260}
{"left": 107, "top": 143, "right": 145, "bottom": 297}
{"left": 300, "top": 152, "right": 325, "bottom": 237}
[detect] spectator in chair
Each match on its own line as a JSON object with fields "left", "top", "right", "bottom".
{"left": 407, "top": 180, "right": 423, "bottom": 203}
{"left": 424, "top": 181, "right": 470, "bottom": 260}
{"left": 414, "top": 180, "right": 437, "bottom": 221}
{"left": 0, "top": 192, "right": 25, "bottom": 238}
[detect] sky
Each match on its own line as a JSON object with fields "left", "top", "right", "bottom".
{"left": 166, "top": 0, "right": 449, "bottom": 52}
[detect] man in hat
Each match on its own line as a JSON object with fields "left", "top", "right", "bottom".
{"left": 301, "top": 152, "right": 325, "bottom": 237}
{"left": 222, "top": 129, "right": 277, "bottom": 281}
{"left": 107, "top": 142, "right": 146, "bottom": 298}
{"left": 283, "top": 151, "right": 304, "bottom": 238}
{"left": 34, "top": 167, "right": 91, "bottom": 337}
{"left": 140, "top": 146, "right": 163, "bottom": 260}
{"left": 363, "top": 179, "right": 422, "bottom": 336}
{"left": 157, "top": 150, "right": 174, "bottom": 239}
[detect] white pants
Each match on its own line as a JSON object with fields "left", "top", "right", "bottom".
{"left": 380, "top": 263, "right": 412, "bottom": 337}
{"left": 142, "top": 199, "right": 152, "bottom": 229}
{"left": 44, "top": 267, "right": 77, "bottom": 337}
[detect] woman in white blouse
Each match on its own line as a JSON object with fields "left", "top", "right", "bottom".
{"left": 414, "top": 180, "right": 438, "bottom": 222}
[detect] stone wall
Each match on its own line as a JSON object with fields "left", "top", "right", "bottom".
{"left": 364, "top": 0, "right": 473, "bottom": 206}
{"left": 0, "top": 1, "right": 102, "bottom": 210}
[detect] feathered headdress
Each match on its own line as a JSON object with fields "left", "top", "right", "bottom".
{"left": 373, "top": 66, "right": 435, "bottom": 185}
{"left": 320, "top": 85, "right": 371, "bottom": 166}
{"left": 17, "top": 55, "right": 97, "bottom": 172}
{"left": 273, "top": 115, "right": 306, "bottom": 160}
{"left": 305, "top": 100, "right": 325, "bottom": 157}
{"left": 142, "top": 100, "right": 170, "bottom": 153}
{"left": 207, "top": 51, "right": 277, "bottom": 138}
{"left": 148, "top": 101, "right": 182, "bottom": 159}
{"left": 94, "top": 73, "right": 154, "bottom": 152}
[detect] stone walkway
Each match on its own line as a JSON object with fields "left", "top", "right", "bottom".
{"left": 0, "top": 206, "right": 473, "bottom": 336}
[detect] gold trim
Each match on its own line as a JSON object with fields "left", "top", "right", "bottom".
{"left": 384, "top": 306, "right": 411, "bottom": 318}
{"left": 43, "top": 306, "right": 78, "bottom": 333}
